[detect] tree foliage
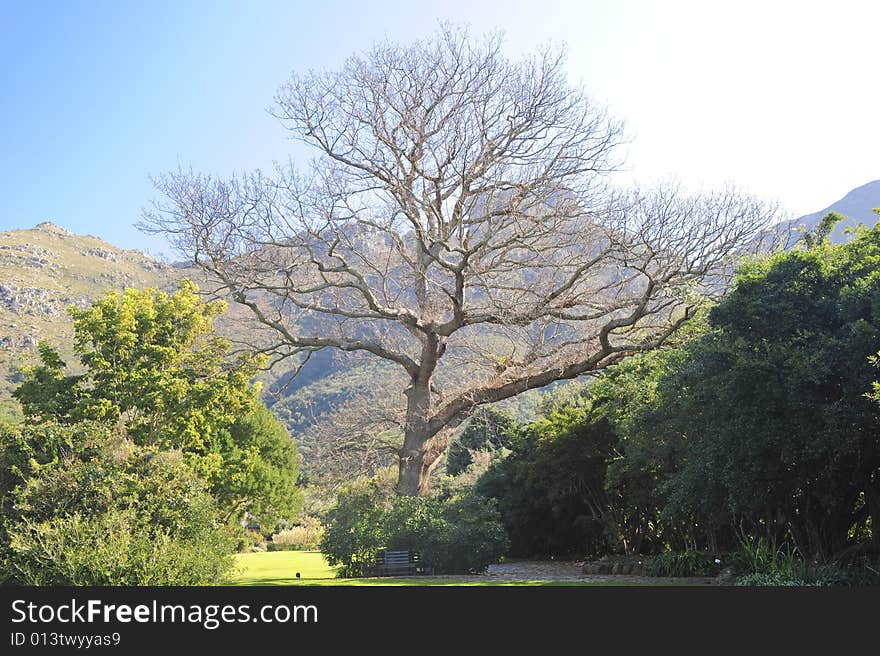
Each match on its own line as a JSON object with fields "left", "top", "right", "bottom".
{"left": 214, "top": 404, "right": 303, "bottom": 525}
{"left": 13, "top": 281, "right": 302, "bottom": 525}
{"left": 320, "top": 469, "right": 507, "bottom": 576}
{"left": 0, "top": 421, "right": 235, "bottom": 585}
{"left": 476, "top": 397, "right": 617, "bottom": 557}
{"left": 476, "top": 225, "right": 880, "bottom": 562}
{"left": 445, "top": 407, "right": 518, "bottom": 477}
{"left": 651, "top": 225, "right": 880, "bottom": 561}
{"left": 15, "top": 280, "right": 258, "bottom": 448}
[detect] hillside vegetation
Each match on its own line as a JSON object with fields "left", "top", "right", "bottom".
{"left": 0, "top": 223, "right": 177, "bottom": 419}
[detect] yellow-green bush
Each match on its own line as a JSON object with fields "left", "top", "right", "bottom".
{"left": 270, "top": 517, "right": 325, "bottom": 551}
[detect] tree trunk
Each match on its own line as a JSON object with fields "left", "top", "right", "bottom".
{"left": 397, "top": 380, "right": 433, "bottom": 496}
{"left": 397, "top": 427, "right": 450, "bottom": 495}
{"left": 397, "top": 444, "right": 426, "bottom": 496}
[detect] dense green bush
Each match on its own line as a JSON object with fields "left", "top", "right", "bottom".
{"left": 475, "top": 401, "right": 617, "bottom": 557}
{"left": 321, "top": 477, "right": 508, "bottom": 577}
{"left": 656, "top": 226, "right": 880, "bottom": 562}
{"left": 1, "top": 284, "right": 304, "bottom": 585}
{"left": 5, "top": 509, "right": 234, "bottom": 585}
{"left": 382, "top": 495, "right": 510, "bottom": 575}
{"left": 736, "top": 572, "right": 806, "bottom": 586}
{"left": 0, "top": 422, "right": 236, "bottom": 585}
{"left": 648, "top": 551, "right": 725, "bottom": 578}
{"left": 319, "top": 476, "right": 391, "bottom": 577}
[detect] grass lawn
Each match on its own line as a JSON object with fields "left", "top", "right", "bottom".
{"left": 230, "top": 551, "right": 663, "bottom": 586}
{"left": 233, "top": 551, "right": 338, "bottom": 585}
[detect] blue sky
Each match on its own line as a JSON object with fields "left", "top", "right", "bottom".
{"left": 1, "top": 0, "right": 878, "bottom": 257}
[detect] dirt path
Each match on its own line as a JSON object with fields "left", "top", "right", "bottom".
{"left": 428, "top": 560, "right": 718, "bottom": 585}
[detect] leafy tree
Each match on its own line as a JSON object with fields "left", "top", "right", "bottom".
{"left": 16, "top": 280, "right": 259, "bottom": 447}
{"left": 214, "top": 404, "right": 303, "bottom": 525}
{"left": 476, "top": 398, "right": 618, "bottom": 557}
{"left": 14, "top": 281, "right": 301, "bottom": 525}
{"left": 868, "top": 208, "right": 880, "bottom": 404}
{"left": 12, "top": 342, "right": 83, "bottom": 424}
{"left": 446, "top": 407, "right": 518, "bottom": 477}
{"left": 474, "top": 339, "right": 735, "bottom": 558}
{"left": 657, "top": 224, "right": 880, "bottom": 562}
{"left": 588, "top": 348, "right": 703, "bottom": 554}
{"left": 800, "top": 211, "right": 844, "bottom": 249}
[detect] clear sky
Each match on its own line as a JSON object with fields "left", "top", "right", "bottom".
{"left": 1, "top": 0, "right": 877, "bottom": 257}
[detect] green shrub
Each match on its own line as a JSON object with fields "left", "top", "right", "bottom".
{"left": 5, "top": 510, "right": 234, "bottom": 586}
{"left": 735, "top": 572, "right": 806, "bottom": 586}
{"left": 733, "top": 537, "right": 806, "bottom": 582}
{"left": 0, "top": 422, "right": 236, "bottom": 585}
{"left": 423, "top": 495, "right": 509, "bottom": 575}
{"left": 648, "top": 551, "right": 725, "bottom": 577}
{"left": 320, "top": 480, "right": 508, "bottom": 577}
{"left": 381, "top": 495, "right": 510, "bottom": 575}
{"left": 319, "top": 477, "right": 391, "bottom": 577}
{"left": 270, "top": 517, "right": 325, "bottom": 551}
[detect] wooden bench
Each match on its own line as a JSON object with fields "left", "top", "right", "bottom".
{"left": 372, "top": 549, "right": 425, "bottom": 577}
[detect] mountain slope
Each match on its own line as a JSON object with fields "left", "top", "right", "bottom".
{"left": 0, "top": 223, "right": 391, "bottom": 434}
{"left": 776, "top": 180, "right": 880, "bottom": 246}
{"left": 0, "top": 222, "right": 179, "bottom": 418}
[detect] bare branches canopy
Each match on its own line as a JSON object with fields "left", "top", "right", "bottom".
{"left": 141, "top": 26, "right": 775, "bottom": 495}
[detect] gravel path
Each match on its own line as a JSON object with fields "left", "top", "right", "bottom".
{"left": 424, "top": 560, "right": 718, "bottom": 585}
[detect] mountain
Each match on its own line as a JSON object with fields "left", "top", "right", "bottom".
{"left": 0, "top": 223, "right": 181, "bottom": 420}
{"left": 770, "top": 180, "right": 880, "bottom": 247}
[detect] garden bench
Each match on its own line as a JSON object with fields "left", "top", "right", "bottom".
{"left": 372, "top": 549, "right": 429, "bottom": 576}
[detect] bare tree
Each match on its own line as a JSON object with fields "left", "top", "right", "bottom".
{"left": 142, "top": 27, "right": 775, "bottom": 495}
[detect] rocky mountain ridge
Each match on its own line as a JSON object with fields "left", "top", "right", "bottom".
{"left": 0, "top": 222, "right": 179, "bottom": 418}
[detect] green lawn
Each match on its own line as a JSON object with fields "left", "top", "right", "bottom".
{"left": 233, "top": 551, "right": 338, "bottom": 585}
{"left": 230, "top": 551, "right": 660, "bottom": 586}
